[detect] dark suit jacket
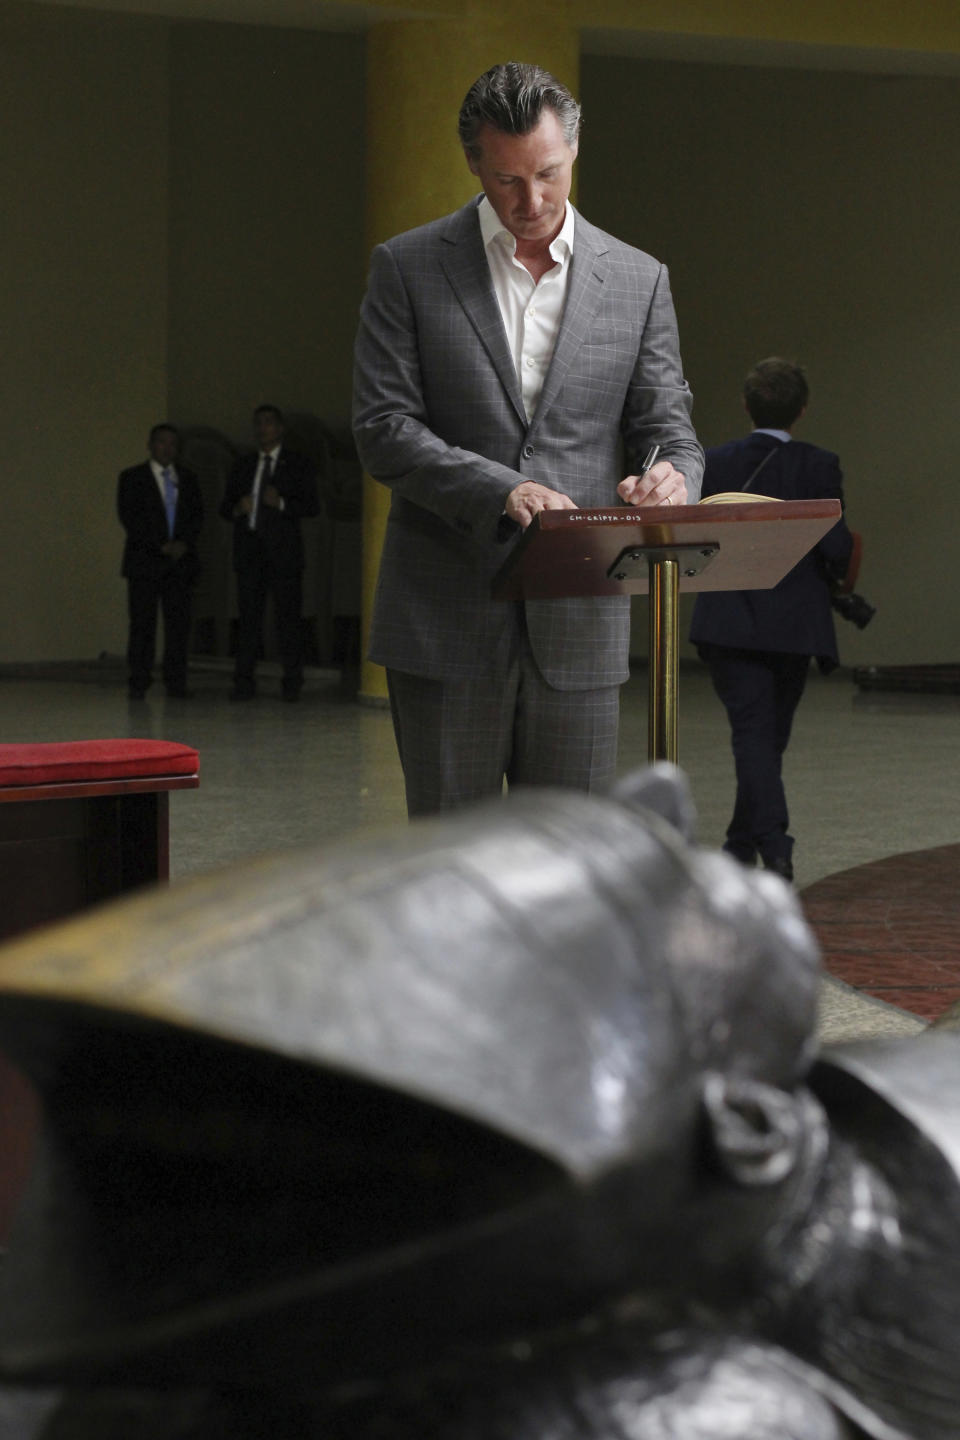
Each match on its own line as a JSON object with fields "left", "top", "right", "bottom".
{"left": 353, "top": 198, "right": 704, "bottom": 691}
{"left": 219, "top": 448, "right": 319, "bottom": 573}
{"left": 117, "top": 462, "right": 203, "bottom": 583}
{"left": 689, "top": 433, "right": 854, "bottom": 665}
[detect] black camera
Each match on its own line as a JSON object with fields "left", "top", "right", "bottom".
{"left": 831, "top": 590, "right": 876, "bottom": 630}
{"left": 822, "top": 534, "right": 876, "bottom": 630}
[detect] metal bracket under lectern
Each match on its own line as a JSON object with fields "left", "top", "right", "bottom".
{"left": 607, "top": 542, "right": 719, "bottom": 584}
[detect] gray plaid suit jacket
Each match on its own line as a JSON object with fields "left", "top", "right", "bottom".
{"left": 353, "top": 198, "right": 703, "bottom": 690}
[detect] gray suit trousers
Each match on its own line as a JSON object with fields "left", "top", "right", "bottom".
{"left": 387, "top": 605, "right": 620, "bottom": 816}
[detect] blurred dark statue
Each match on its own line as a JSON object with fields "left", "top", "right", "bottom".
{"left": 0, "top": 767, "right": 956, "bottom": 1439}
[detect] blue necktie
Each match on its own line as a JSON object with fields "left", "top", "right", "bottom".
{"left": 162, "top": 467, "right": 177, "bottom": 537}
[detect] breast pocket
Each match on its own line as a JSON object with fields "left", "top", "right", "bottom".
{"left": 566, "top": 324, "right": 639, "bottom": 403}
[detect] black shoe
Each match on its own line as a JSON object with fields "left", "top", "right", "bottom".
{"left": 128, "top": 685, "right": 148, "bottom": 701}
{"left": 229, "top": 685, "right": 256, "bottom": 702}
{"left": 165, "top": 687, "right": 193, "bottom": 699}
{"left": 722, "top": 843, "right": 757, "bottom": 867}
{"left": 761, "top": 855, "right": 794, "bottom": 883}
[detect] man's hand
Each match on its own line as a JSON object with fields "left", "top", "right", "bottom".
{"left": 262, "top": 485, "right": 283, "bottom": 509}
{"left": 618, "top": 460, "right": 688, "bottom": 508}
{"left": 235, "top": 494, "right": 253, "bottom": 517}
{"left": 505, "top": 481, "right": 577, "bottom": 530}
{"left": 162, "top": 540, "right": 187, "bottom": 560}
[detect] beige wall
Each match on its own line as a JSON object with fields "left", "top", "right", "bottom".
{"left": 2, "top": 6, "right": 957, "bottom": 665}
{"left": 0, "top": 3, "right": 364, "bottom": 663}
{"left": 165, "top": 22, "right": 365, "bottom": 656}
{"left": 581, "top": 55, "right": 960, "bottom": 667}
{"left": 0, "top": 3, "right": 169, "bottom": 662}
{"left": 166, "top": 22, "right": 365, "bottom": 435}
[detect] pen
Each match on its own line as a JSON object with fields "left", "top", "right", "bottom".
{"left": 639, "top": 443, "right": 661, "bottom": 477}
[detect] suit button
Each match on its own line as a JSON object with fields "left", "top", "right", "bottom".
{"left": 522, "top": 444, "right": 535, "bottom": 459}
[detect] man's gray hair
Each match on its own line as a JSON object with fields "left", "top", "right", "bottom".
{"left": 458, "top": 62, "right": 581, "bottom": 158}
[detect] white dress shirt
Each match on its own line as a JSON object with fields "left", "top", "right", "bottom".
{"left": 478, "top": 196, "right": 575, "bottom": 421}
{"left": 149, "top": 458, "right": 177, "bottom": 501}
{"left": 250, "top": 444, "right": 281, "bottom": 529}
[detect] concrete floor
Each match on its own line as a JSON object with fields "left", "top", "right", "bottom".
{"left": 2, "top": 659, "right": 957, "bottom": 1044}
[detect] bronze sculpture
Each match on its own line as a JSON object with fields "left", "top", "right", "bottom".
{"left": 0, "top": 766, "right": 954, "bottom": 1438}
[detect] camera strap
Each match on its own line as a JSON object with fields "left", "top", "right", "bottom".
{"left": 741, "top": 442, "right": 780, "bottom": 492}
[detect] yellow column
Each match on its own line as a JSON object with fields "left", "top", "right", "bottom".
{"left": 359, "top": 12, "right": 579, "bottom": 701}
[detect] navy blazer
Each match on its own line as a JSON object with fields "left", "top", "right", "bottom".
{"left": 117, "top": 462, "right": 203, "bottom": 583}
{"left": 689, "top": 433, "right": 853, "bottom": 666}
{"left": 219, "top": 447, "right": 320, "bottom": 573}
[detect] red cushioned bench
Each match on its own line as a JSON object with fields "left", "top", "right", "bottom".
{"left": 0, "top": 739, "right": 199, "bottom": 943}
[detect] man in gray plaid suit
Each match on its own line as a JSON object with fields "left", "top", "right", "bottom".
{"left": 353, "top": 62, "right": 703, "bottom": 816}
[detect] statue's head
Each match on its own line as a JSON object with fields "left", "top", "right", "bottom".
{"left": 0, "top": 767, "right": 822, "bottom": 1396}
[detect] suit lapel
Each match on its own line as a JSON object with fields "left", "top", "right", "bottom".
{"left": 530, "top": 213, "right": 608, "bottom": 434}
{"left": 437, "top": 202, "right": 610, "bottom": 434}
{"left": 439, "top": 202, "right": 527, "bottom": 427}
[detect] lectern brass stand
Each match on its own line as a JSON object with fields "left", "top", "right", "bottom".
{"left": 493, "top": 499, "right": 842, "bottom": 763}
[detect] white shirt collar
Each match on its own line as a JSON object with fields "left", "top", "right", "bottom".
{"left": 753, "top": 428, "right": 792, "bottom": 444}
{"left": 477, "top": 195, "right": 576, "bottom": 263}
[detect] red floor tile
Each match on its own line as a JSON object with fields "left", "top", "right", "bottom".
{"left": 801, "top": 843, "right": 960, "bottom": 1022}
{"left": 826, "top": 953, "right": 960, "bottom": 988}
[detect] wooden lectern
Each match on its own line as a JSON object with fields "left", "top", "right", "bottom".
{"left": 493, "top": 499, "right": 842, "bottom": 762}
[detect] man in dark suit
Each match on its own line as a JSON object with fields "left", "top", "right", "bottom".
{"left": 219, "top": 404, "right": 319, "bottom": 702}
{"left": 689, "top": 358, "right": 854, "bottom": 880}
{"left": 117, "top": 422, "right": 203, "bottom": 700}
{"left": 353, "top": 62, "right": 703, "bottom": 816}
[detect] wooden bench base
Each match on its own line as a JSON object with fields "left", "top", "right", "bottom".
{"left": 0, "top": 742, "right": 199, "bottom": 943}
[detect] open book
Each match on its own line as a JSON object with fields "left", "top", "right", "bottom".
{"left": 698, "top": 492, "right": 780, "bottom": 505}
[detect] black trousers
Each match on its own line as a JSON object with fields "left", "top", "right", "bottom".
{"left": 126, "top": 564, "right": 194, "bottom": 694}
{"left": 701, "top": 645, "right": 809, "bottom": 865}
{"left": 233, "top": 552, "right": 303, "bottom": 694}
